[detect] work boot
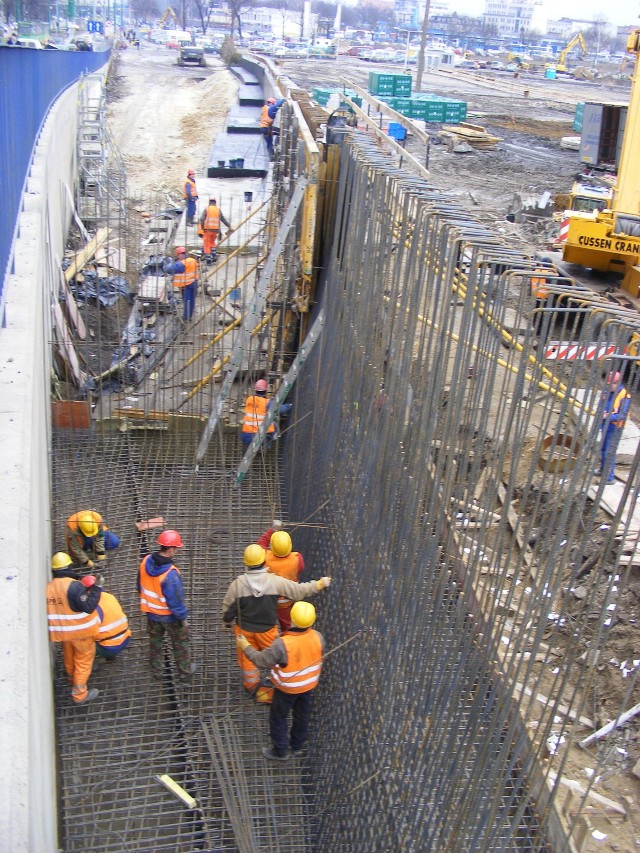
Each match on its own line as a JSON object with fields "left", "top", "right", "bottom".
{"left": 74, "top": 688, "right": 100, "bottom": 706}
{"left": 261, "top": 746, "right": 290, "bottom": 762}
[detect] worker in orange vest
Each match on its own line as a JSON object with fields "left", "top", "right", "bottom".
{"left": 183, "top": 167, "right": 198, "bottom": 224}
{"left": 164, "top": 246, "right": 199, "bottom": 322}
{"left": 198, "top": 196, "right": 230, "bottom": 263}
{"left": 47, "top": 552, "right": 103, "bottom": 705}
{"left": 257, "top": 520, "right": 305, "bottom": 630}
{"left": 259, "top": 97, "right": 285, "bottom": 155}
{"left": 95, "top": 590, "right": 131, "bottom": 660}
{"left": 66, "top": 510, "right": 120, "bottom": 569}
{"left": 222, "top": 545, "right": 331, "bottom": 703}
{"left": 598, "top": 371, "right": 631, "bottom": 484}
{"left": 237, "top": 601, "right": 324, "bottom": 761}
{"left": 241, "top": 379, "right": 276, "bottom": 446}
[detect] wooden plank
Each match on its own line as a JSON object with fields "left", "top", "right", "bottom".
{"left": 497, "top": 481, "right": 535, "bottom": 570}
{"left": 58, "top": 266, "right": 86, "bottom": 340}
{"left": 512, "top": 682, "right": 594, "bottom": 729}
{"left": 53, "top": 303, "right": 84, "bottom": 386}
{"left": 64, "top": 227, "right": 111, "bottom": 283}
{"left": 547, "top": 772, "right": 627, "bottom": 817}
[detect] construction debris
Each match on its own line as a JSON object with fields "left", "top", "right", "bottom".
{"left": 440, "top": 122, "right": 502, "bottom": 149}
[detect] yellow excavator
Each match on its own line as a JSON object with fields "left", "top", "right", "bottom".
{"left": 562, "top": 29, "right": 640, "bottom": 296}
{"left": 547, "top": 32, "right": 587, "bottom": 74}
{"left": 159, "top": 6, "right": 179, "bottom": 27}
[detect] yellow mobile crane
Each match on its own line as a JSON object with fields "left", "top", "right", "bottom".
{"left": 562, "top": 29, "right": 640, "bottom": 296}
{"left": 547, "top": 32, "right": 587, "bottom": 74}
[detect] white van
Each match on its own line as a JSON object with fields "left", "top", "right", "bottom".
{"left": 17, "top": 38, "right": 44, "bottom": 49}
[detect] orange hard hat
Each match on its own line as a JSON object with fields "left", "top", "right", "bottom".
{"left": 158, "top": 529, "right": 184, "bottom": 548}
{"left": 254, "top": 379, "right": 268, "bottom": 392}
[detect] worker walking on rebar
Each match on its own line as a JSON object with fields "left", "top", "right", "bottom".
{"left": 95, "top": 590, "right": 132, "bottom": 661}
{"left": 198, "top": 196, "right": 230, "bottom": 263}
{"left": 259, "top": 97, "right": 285, "bottom": 156}
{"left": 222, "top": 543, "right": 330, "bottom": 702}
{"left": 183, "top": 167, "right": 198, "bottom": 224}
{"left": 138, "top": 530, "right": 196, "bottom": 681}
{"left": 66, "top": 510, "right": 120, "bottom": 569}
{"left": 257, "top": 520, "right": 305, "bottom": 630}
{"left": 597, "top": 371, "right": 631, "bottom": 484}
{"left": 236, "top": 601, "right": 324, "bottom": 761}
{"left": 241, "top": 379, "right": 276, "bottom": 447}
{"left": 164, "top": 246, "right": 199, "bottom": 322}
{"left": 47, "top": 552, "right": 103, "bottom": 705}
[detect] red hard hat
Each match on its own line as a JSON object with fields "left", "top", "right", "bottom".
{"left": 187, "top": 168, "right": 195, "bottom": 175}
{"left": 80, "top": 575, "right": 96, "bottom": 588}
{"left": 267, "top": 97, "right": 276, "bottom": 104}
{"left": 606, "top": 371, "right": 621, "bottom": 385}
{"left": 158, "top": 529, "right": 184, "bottom": 548}
{"left": 175, "top": 246, "right": 186, "bottom": 256}
{"left": 254, "top": 379, "right": 268, "bottom": 392}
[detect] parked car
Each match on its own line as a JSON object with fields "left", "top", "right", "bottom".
{"left": 178, "top": 43, "right": 206, "bottom": 66}
{"left": 457, "top": 59, "right": 477, "bottom": 69}
{"left": 488, "top": 60, "right": 505, "bottom": 71}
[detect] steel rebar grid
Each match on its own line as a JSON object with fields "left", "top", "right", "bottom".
{"left": 278, "top": 132, "right": 640, "bottom": 851}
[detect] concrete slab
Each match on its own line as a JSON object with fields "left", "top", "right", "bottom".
{"left": 229, "top": 65, "right": 261, "bottom": 86}
{"left": 227, "top": 105, "right": 262, "bottom": 134}
{"left": 238, "top": 84, "right": 264, "bottom": 106}
{"left": 207, "top": 132, "right": 268, "bottom": 178}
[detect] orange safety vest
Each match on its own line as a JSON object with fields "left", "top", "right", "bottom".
{"left": 260, "top": 104, "right": 274, "bottom": 128}
{"left": 139, "top": 556, "right": 180, "bottom": 617}
{"left": 204, "top": 204, "right": 220, "bottom": 231}
{"left": 97, "top": 591, "right": 131, "bottom": 647}
{"left": 271, "top": 629, "right": 323, "bottom": 694}
{"left": 173, "top": 256, "right": 198, "bottom": 288}
{"left": 266, "top": 551, "right": 300, "bottom": 608}
{"left": 242, "top": 395, "right": 275, "bottom": 434}
{"left": 531, "top": 268, "right": 550, "bottom": 299}
{"left": 47, "top": 577, "right": 100, "bottom": 641}
{"left": 183, "top": 176, "right": 198, "bottom": 199}
{"left": 610, "top": 388, "right": 631, "bottom": 427}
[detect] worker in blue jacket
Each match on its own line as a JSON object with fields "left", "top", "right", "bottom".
{"left": 598, "top": 371, "right": 631, "bottom": 484}
{"left": 259, "top": 97, "right": 286, "bottom": 155}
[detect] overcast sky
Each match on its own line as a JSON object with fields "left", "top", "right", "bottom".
{"left": 448, "top": 0, "right": 640, "bottom": 28}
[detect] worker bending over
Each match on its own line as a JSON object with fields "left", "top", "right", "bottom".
{"left": 164, "top": 246, "right": 199, "bottom": 322}
{"left": 222, "top": 543, "right": 330, "bottom": 702}
{"left": 66, "top": 510, "right": 120, "bottom": 569}
{"left": 47, "top": 552, "right": 103, "bottom": 705}
{"left": 258, "top": 520, "right": 305, "bottom": 630}
{"left": 598, "top": 370, "right": 631, "bottom": 484}
{"left": 138, "top": 529, "right": 196, "bottom": 681}
{"left": 237, "top": 601, "right": 324, "bottom": 761}
{"left": 199, "top": 196, "right": 230, "bottom": 263}
{"left": 95, "top": 590, "right": 131, "bottom": 660}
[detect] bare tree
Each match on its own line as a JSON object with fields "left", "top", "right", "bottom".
{"left": 131, "top": 0, "right": 160, "bottom": 23}
{"left": 227, "top": 0, "right": 255, "bottom": 39}
{"left": 190, "top": 0, "right": 213, "bottom": 34}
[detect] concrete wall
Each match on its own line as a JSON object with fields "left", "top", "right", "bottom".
{"left": 0, "top": 82, "right": 85, "bottom": 853}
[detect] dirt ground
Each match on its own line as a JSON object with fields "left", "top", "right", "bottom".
{"left": 105, "top": 45, "right": 639, "bottom": 851}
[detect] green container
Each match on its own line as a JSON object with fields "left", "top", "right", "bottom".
{"left": 574, "top": 102, "right": 584, "bottom": 132}
{"left": 425, "top": 102, "right": 446, "bottom": 122}
{"left": 369, "top": 71, "right": 395, "bottom": 94}
{"left": 409, "top": 99, "right": 428, "bottom": 119}
{"left": 393, "top": 74, "right": 412, "bottom": 96}
{"left": 394, "top": 97, "right": 412, "bottom": 114}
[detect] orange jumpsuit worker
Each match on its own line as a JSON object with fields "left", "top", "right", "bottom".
{"left": 95, "top": 591, "right": 131, "bottom": 660}
{"left": 198, "top": 196, "right": 230, "bottom": 262}
{"left": 241, "top": 379, "right": 276, "bottom": 446}
{"left": 47, "top": 552, "right": 103, "bottom": 705}
{"left": 257, "top": 520, "right": 305, "bottom": 630}
{"left": 222, "top": 543, "right": 331, "bottom": 702}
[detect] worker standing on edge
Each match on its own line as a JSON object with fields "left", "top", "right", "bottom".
{"left": 241, "top": 379, "right": 276, "bottom": 447}
{"left": 47, "top": 552, "right": 102, "bottom": 705}
{"left": 598, "top": 371, "right": 631, "bottom": 483}
{"left": 259, "top": 97, "right": 285, "bottom": 156}
{"left": 95, "top": 590, "right": 131, "bottom": 661}
{"left": 183, "top": 168, "right": 198, "bottom": 224}
{"left": 138, "top": 530, "right": 197, "bottom": 681}
{"left": 257, "top": 520, "right": 305, "bottom": 630}
{"left": 199, "top": 196, "right": 230, "bottom": 263}
{"left": 164, "top": 246, "right": 199, "bottom": 322}
{"left": 222, "top": 544, "right": 330, "bottom": 702}
{"left": 236, "top": 601, "right": 324, "bottom": 761}
{"left": 66, "top": 510, "right": 120, "bottom": 569}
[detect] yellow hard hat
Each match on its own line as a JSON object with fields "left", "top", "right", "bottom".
{"left": 270, "top": 530, "right": 292, "bottom": 557}
{"left": 244, "top": 544, "right": 266, "bottom": 568}
{"left": 78, "top": 512, "right": 99, "bottom": 537}
{"left": 291, "top": 601, "right": 316, "bottom": 629}
{"left": 51, "top": 552, "right": 73, "bottom": 570}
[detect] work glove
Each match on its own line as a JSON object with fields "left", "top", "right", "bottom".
{"left": 236, "top": 635, "right": 250, "bottom": 652}
{"left": 272, "top": 519, "right": 282, "bottom": 530}
{"left": 316, "top": 576, "right": 332, "bottom": 590}
{"left": 96, "top": 554, "right": 107, "bottom": 562}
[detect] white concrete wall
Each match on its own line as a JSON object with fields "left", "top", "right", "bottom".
{"left": 0, "top": 83, "right": 80, "bottom": 853}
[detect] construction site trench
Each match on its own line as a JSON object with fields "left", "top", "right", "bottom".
{"left": 49, "top": 47, "right": 640, "bottom": 853}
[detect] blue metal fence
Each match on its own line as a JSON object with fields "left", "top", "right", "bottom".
{"left": 0, "top": 46, "right": 110, "bottom": 322}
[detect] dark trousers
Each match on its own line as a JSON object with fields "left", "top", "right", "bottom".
{"left": 270, "top": 688, "right": 314, "bottom": 755}
{"left": 181, "top": 281, "right": 197, "bottom": 321}
{"left": 146, "top": 618, "right": 191, "bottom": 675}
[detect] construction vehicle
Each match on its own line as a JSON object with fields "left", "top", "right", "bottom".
{"left": 507, "top": 52, "right": 529, "bottom": 70}
{"left": 546, "top": 32, "right": 587, "bottom": 74}
{"left": 562, "top": 29, "right": 640, "bottom": 296}
{"left": 159, "top": 6, "right": 179, "bottom": 28}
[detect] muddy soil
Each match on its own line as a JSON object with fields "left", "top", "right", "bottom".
{"left": 105, "top": 46, "right": 639, "bottom": 851}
